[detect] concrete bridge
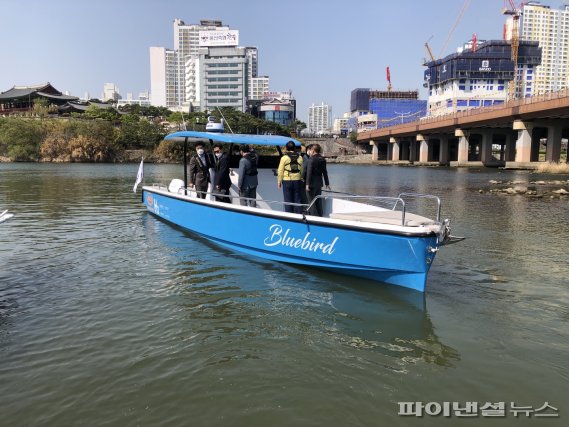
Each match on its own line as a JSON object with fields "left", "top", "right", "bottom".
{"left": 357, "top": 88, "right": 569, "bottom": 168}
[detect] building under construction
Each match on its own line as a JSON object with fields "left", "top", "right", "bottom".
{"left": 423, "top": 40, "right": 541, "bottom": 116}
{"left": 349, "top": 88, "right": 427, "bottom": 132}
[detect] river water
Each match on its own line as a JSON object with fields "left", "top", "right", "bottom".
{"left": 0, "top": 163, "right": 567, "bottom": 426}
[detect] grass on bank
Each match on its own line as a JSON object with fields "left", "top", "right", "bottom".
{"left": 535, "top": 162, "right": 569, "bottom": 174}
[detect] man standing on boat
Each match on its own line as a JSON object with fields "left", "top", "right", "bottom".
{"left": 237, "top": 144, "right": 258, "bottom": 207}
{"left": 212, "top": 143, "right": 231, "bottom": 203}
{"left": 277, "top": 141, "right": 303, "bottom": 213}
{"left": 300, "top": 144, "right": 313, "bottom": 205}
{"left": 188, "top": 142, "right": 210, "bottom": 199}
{"left": 305, "top": 144, "right": 330, "bottom": 216}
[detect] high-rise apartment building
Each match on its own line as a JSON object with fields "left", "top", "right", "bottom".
{"left": 150, "top": 46, "right": 177, "bottom": 107}
{"left": 150, "top": 19, "right": 260, "bottom": 111}
{"left": 246, "top": 48, "right": 258, "bottom": 98}
{"left": 518, "top": 2, "right": 569, "bottom": 94}
{"left": 308, "top": 103, "right": 331, "bottom": 135}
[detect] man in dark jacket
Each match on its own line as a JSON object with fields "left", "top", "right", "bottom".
{"left": 188, "top": 142, "right": 210, "bottom": 199}
{"left": 300, "top": 144, "right": 313, "bottom": 205}
{"left": 305, "top": 144, "right": 330, "bottom": 216}
{"left": 237, "top": 144, "right": 258, "bottom": 207}
{"left": 212, "top": 143, "right": 231, "bottom": 203}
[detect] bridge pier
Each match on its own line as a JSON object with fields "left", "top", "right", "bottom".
{"left": 439, "top": 136, "right": 450, "bottom": 165}
{"left": 480, "top": 131, "right": 493, "bottom": 164}
{"left": 370, "top": 140, "right": 379, "bottom": 161}
{"left": 505, "top": 132, "right": 516, "bottom": 161}
{"left": 409, "top": 140, "right": 418, "bottom": 162}
{"left": 546, "top": 124, "right": 563, "bottom": 163}
{"left": 418, "top": 134, "right": 429, "bottom": 163}
{"left": 390, "top": 137, "right": 400, "bottom": 161}
{"left": 456, "top": 129, "right": 470, "bottom": 164}
{"left": 514, "top": 120, "right": 534, "bottom": 163}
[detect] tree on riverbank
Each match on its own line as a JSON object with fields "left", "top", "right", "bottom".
{"left": 0, "top": 117, "right": 44, "bottom": 161}
{"left": 0, "top": 114, "right": 165, "bottom": 162}
{"left": 0, "top": 106, "right": 297, "bottom": 162}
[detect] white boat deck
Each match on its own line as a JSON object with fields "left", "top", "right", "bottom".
{"left": 329, "top": 210, "right": 436, "bottom": 227}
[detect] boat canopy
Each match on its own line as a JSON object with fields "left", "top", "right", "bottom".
{"left": 164, "top": 131, "right": 302, "bottom": 147}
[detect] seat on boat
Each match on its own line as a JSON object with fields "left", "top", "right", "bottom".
{"left": 168, "top": 179, "right": 185, "bottom": 193}
{"left": 329, "top": 210, "right": 436, "bottom": 227}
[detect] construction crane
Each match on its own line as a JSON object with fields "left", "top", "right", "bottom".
{"left": 503, "top": 0, "right": 523, "bottom": 99}
{"left": 438, "top": 0, "right": 473, "bottom": 58}
{"left": 423, "top": 0, "right": 470, "bottom": 62}
{"left": 386, "top": 66, "right": 392, "bottom": 92}
{"left": 424, "top": 36, "right": 435, "bottom": 62}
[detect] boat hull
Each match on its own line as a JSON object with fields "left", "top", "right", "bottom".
{"left": 142, "top": 187, "right": 439, "bottom": 292}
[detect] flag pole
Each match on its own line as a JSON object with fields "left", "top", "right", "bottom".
{"left": 183, "top": 137, "right": 188, "bottom": 196}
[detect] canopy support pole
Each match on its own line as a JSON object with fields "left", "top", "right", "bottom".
{"left": 183, "top": 137, "right": 188, "bottom": 196}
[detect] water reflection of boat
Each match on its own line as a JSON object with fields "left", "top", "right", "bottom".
{"left": 145, "top": 217, "right": 459, "bottom": 369}
{"left": 141, "top": 131, "right": 463, "bottom": 292}
{"left": 324, "top": 280, "right": 459, "bottom": 368}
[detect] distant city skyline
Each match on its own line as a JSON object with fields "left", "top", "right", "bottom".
{"left": 1, "top": 0, "right": 516, "bottom": 121}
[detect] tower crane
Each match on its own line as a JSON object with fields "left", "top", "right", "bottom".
{"left": 424, "top": 37, "right": 435, "bottom": 62}
{"left": 503, "top": 0, "right": 523, "bottom": 99}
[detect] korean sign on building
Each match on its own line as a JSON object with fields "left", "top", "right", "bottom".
{"left": 199, "top": 30, "right": 239, "bottom": 47}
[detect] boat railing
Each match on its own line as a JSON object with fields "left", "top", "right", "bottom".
{"left": 397, "top": 193, "right": 441, "bottom": 222}
{"left": 158, "top": 184, "right": 439, "bottom": 226}
{"left": 308, "top": 192, "right": 410, "bottom": 226}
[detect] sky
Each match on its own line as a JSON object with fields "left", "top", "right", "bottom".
{"left": 0, "top": 0, "right": 527, "bottom": 122}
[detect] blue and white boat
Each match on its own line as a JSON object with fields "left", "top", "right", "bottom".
{"left": 140, "top": 131, "right": 463, "bottom": 292}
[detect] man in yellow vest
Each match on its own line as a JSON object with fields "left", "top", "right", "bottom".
{"left": 277, "top": 141, "right": 303, "bottom": 213}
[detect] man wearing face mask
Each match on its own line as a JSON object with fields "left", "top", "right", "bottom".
{"left": 212, "top": 143, "right": 231, "bottom": 203}
{"left": 188, "top": 142, "right": 210, "bottom": 199}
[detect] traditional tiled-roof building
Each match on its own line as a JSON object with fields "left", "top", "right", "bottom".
{"left": 0, "top": 83, "right": 78, "bottom": 115}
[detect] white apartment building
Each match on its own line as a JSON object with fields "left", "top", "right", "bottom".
{"left": 150, "top": 46, "right": 177, "bottom": 107}
{"left": 246, "top": 48, "right": 258, "bottom": 99}
{"left": 250, "top": 76, "right": 270, "bottom": 100}
{"left": 332, "top": 112, "right": 351, "bottom": 135}
{"left": 102, "top": 83, "right": 120, "bottom": 102}
{"left": 308, "top": 103, "right": 331, "bottom": 135}
{"left": 519, "top": 2, "right": 569, "bottom": 93}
